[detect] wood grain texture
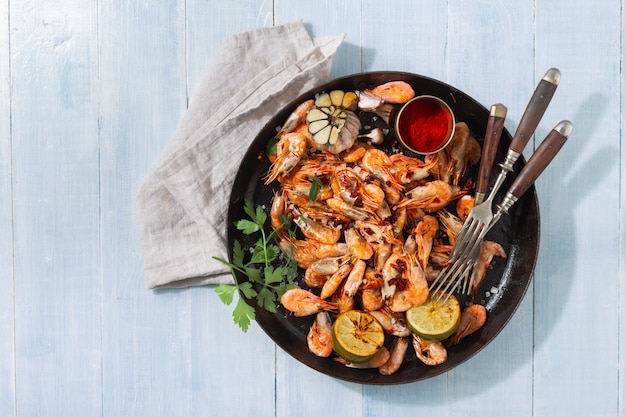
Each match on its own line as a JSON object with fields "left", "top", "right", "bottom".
{"left": 621, "top": 5, "right": 626, "bottom": 415}
{"left": 533, "top": 1, "right": 621, "bottom": 415}
{"left": 0, "top": 1, "right": 15, "bottom": 416}
{"left": 362, "top": 0, "right": 448, "bottom": 77}
{"left": 2, "top": 0, "right": 625, "bottom": 416}
{"left": 98, "top": 1, "right": 194, "bottom": 415}
{"left": 9, "top": 0, "right": 102, "bottom": 415}
{"left": 185, "top": 5, "right": 277, "bottom": 415}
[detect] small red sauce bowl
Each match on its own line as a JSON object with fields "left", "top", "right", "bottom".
{"left": 395, "top": 95, "right": 455, "bottom": 155}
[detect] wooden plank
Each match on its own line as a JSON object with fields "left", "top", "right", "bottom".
{"left": 97, "top": 1, "right": 195, "bottom": 415}
{"left": 0, "top": 1, "right": 15, "bottom": 415}
{"left": 9, "top": 1, "right": 102, "bottom": 415}
{"left": 184, "top": 1, "right": 277, "bottom": 415}
{"left": 533, "top": 1, "right": 621, "bottom": 415}
{"left": 621, "top": 6, "right": 626, "bottom": 414}
{"left": 186, "top": 2, "right": 273, "bottom": 99}
{"left": 443, "top": 2, "right": 535, "bottom": 416}
{"left": 362, "top": 0, "right": 448, "bottom": 79}
{"left": 275, "top": 0, "right": 361, "bottom": 78}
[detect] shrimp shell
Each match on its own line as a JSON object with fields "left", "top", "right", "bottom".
{"left": 412, "top": 334, "right": 447, "bottom": 366}
{"left": 448, "top": 304, "right": 487, "bottom": 347}
{"left": 378, "top": 337, "right": 409, "bottom": 375}
{"left": 281, "top": 288, "right": 338, "bottom": 317}
{"left": 264, "top": 132, "right": 308, "bottom": 184}
{"left": 307, "top": 312, "right": 333, "bottom": 357}
{"left": 370, "top": 81, "right": 415, "bottom": 104}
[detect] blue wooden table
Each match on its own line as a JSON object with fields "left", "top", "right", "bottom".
{"left": 1, "top": 1, "right": 622, "bottom": 416}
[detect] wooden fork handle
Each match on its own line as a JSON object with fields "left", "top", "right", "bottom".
{"left": 509, "top": 68, "right": 561, "bottom": 155}
{"left": 507, "top": 120, "right": 572, "bottom": 200}
{"left": 476, "top": 103, "right": 507, "bottom": 203}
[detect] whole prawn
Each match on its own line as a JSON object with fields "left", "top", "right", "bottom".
{"left": 448, "top": 304, "right": 487, "bottom": 346}
{"left": 387, "top": 254, "right": 429, "bottom": 312}
{"left": 412, "top": 215, "right": 439, "bottom": 270}
{"left": 359, "top": 148, "right": 403, "bottom": 190}
{"left": 265, "top": 132, "right": 308, "bottom": 184}
{"left": 378, "top": 336, "right": 409, "bottom": 375}
{"left": 398, "top": 180, "right": 461, "bottom": 212}
{"left": 281, "top": 288, "right": 338, "bottom": 317}
{"left": 412, "top": 334, "right": 447, "bottom": 366}
{"left": 276, "top": 99, "right": 314, "bottom": 138}
{"left": 307, "top": 311, "right": 333, "bottom": 357}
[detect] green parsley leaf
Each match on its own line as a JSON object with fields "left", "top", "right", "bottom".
{"left": 264, "top": 244, "right": 281, "bottom": 263}
{"left": 215, "top": 284, "right": 236, "bottom": 305}
{"left": 266, "top": 137, "right": 278, "bottom": 157}
{"left": 264, "top": 265, "right": 284, "bottom": 285}
{"left": 243, "top": 198, "right": 256, "bottom": 222}
{"left": 214, "top": 201, "right": 299, "bottom": 332}
{"left": 236, "top": 219, "right": 260, "bottom": 235}
{"left": 249, "top": 245, "right": 267, "bottom": 264}
{"left": 232, "top": 240, "right": 245, "bottom": 267}
{"left": 309, "top": 176, "right": 322, "bottom": 202}
{"left": 255, "top": 205, "right": 267, "bottom": 226}
{"left": 238, "top": 281, "right": 258, "bottom": 299}
{"left": 233, "top": 297, "right": 255, "bottom": 332}
{"left": 244, "top": 266, "right": 263, "bottom": 284}
{"left": 257, "top": 286, "right": 277, "bottom": 312}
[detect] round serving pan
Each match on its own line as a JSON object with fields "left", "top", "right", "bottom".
{"left": 227, "top": 71, "right": 539, "bottom": 384}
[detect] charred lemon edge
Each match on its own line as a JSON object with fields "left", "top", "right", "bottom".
{"left": 331, "top": 310, "right": 385, "bottom": 364}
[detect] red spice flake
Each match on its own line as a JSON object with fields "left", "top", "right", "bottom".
{"left": 317, "top": 173, "right": 331, "bottom": 185}
{"left": 388, "top": 277, "right": 408, "bottom": 292}
{"left": 392, "top": 259, "right": 407, "bottom": 274}
{"left": 390, "top": 209, "right": 399, "bottom": 224}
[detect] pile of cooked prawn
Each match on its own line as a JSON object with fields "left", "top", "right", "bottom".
{"left": 264, "top": 81, "right": 507, "bottom": 373}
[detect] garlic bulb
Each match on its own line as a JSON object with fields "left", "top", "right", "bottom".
{"left": 305, "top": 90, "right": 361, "bottom": 154}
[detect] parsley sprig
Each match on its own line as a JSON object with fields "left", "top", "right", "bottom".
{"left": 213, "top": 199, "right": 298, "bottom": 332}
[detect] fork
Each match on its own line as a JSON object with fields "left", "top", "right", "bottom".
{"left": 431, "top": 68, "right": 561, "bottom": 296}
{"left": 433, "top": 120, "right": 573, "bottom": 301}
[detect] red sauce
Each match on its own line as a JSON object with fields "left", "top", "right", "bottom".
{"left": 397, "top": 98, "right": 453, "bottom": 153}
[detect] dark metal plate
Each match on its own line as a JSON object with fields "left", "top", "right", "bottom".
{"left": 227, "top": 71, "right": 539, "bottom": 384}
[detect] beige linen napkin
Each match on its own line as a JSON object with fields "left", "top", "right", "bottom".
{"left": 136, "top": 20, "right": 345, "bottom": 289}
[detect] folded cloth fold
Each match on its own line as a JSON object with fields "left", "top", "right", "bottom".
{"left": 135, "top": 20, "right": 345, "bottom": 289}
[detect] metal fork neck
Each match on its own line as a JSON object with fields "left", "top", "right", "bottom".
{"left": 500, "top": 149, "right": 520, "bottom": 173}
{"left": 495, "top": 192, "right": 518, "bottom": 217}
{"left": 485, "top": 148, "right": 520, "bottom": 203}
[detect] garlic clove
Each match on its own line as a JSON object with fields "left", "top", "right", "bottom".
{"left": 315, "top": 92, "right": 332, "bottom": 107}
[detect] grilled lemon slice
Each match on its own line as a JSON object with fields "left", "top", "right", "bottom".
{"left": 331, "top": 310, "right": 385, "bottom": 363}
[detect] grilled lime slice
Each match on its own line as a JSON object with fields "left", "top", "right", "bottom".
{"left": 406, "top": 292, "right": 461, "bottom": 341}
